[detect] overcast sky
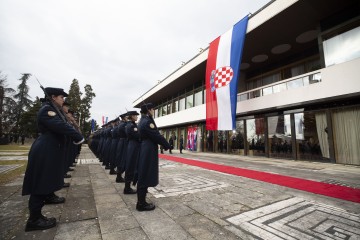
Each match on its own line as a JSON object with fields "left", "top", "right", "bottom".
{"left": 0, "top": 0, "right": 270, "bottom": 125}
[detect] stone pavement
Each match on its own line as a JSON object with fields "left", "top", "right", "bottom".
{"left": 0, "top": 146, "right": 359, "bottom": 240}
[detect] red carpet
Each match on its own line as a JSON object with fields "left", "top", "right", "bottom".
{"left": 159, "top": 154, "right": 360, "bottom": 203}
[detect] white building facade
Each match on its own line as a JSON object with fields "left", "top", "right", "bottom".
{"left": 134, "top": 0, "right": 360, "bottom": 165}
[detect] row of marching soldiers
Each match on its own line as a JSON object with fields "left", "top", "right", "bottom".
{"left": 88, "top": 103, "right": 171, "bottom": 211}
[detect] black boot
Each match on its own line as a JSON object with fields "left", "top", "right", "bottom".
{"left": 124, "top": 182, "right": 137, "bottom": 194}
{"left": 116, "top": 173, "right": 125, "bottom": 183}
{"left": 44, "top": 193, "right": 65, "bottom": 205}
{"left": 109, "top": 168, "right": 117, "bottom": 175}
{"left": 25, "top": 211, "right": 56, "bottom": 232}
{"left": 136, "top": 189, "right": 155, "bottom": 211}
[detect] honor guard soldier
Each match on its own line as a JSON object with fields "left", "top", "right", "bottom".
{"left": 109, "top": 117, "right": 120, "bottom": 175}
{"left": 22, "top": 87, "right": 84, "bottom": 231}
{"left": 115, "top": 113, "right": 128, "bottom": 183}
{"left": 123, "top": 110, "right": 140, "bottom": 194}
{"left": 136, "top": 103, "right": 170, "bottom": 211}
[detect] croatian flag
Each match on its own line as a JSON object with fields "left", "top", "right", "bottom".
{"left": 206, "top": 16, "right": 248, "bottom": 130}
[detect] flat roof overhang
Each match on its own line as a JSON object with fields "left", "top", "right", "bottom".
{"left": 133, "top": 0, "right": 360, "bottom": 108}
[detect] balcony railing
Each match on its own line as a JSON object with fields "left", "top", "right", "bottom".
{"left": 238, "top": 71, "right": 321, "bottom": 102}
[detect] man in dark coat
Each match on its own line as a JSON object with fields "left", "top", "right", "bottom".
{"left": 22, "top": 87, "right": 84, "bottom": 231}
{"left": 136, "top": 103, "right": 170, "bottom": 211}
{"left": 123, "top": 110, "right": 140, "bottom": 194}
{"left": 180, "top": 135, "right": 184, "bottom": 154}
{"left": 168, "top": 136, "right": 174, "bottom": 154}
{"left": 115, "top": 113, "right": 127, "bottom": 183}
{"left": 109, "top": 118, "right": 120, "bottom": 175}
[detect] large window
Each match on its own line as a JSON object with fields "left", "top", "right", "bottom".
{"left": 186, "top": 93, "right": 194, "bottom": 109}
{"left": 323, "top": 26, "right": 360, "bottom": 67}
{"left": 194, "top": 89, "right": 203, "bottom": 106}
{"left": 262, "top": 73, "right": 281, "bottom": 86}
{"left": 245, "top": 57, "right": 321, "bottom": 92}
{"left": 173, "top": 100, "right": 178, "bottom": 113}
{"left": 246, "top": 118, "right": 265, "bottom": 156}
{"left": 295, "top": 112, "right": 329, "bottom": 161}
{"left": 268, "top": 115, "right": 292, "bottom": 159}
{"left": 230, "top": 120, "right": 245, "bottom": 155}
{"left": 179, "top": 96, "right": 185, "bottom": 111}
{"left": 167, "top": 103, "right": 172, "bottom": 115}
{"left": 162, "top": 105, "right": 167, "bottom": 116}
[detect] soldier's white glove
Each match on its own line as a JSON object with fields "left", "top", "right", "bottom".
{"left": 73, "top": 138, "right": 85, "bottom": 145}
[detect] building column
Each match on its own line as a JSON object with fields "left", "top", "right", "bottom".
{"left": 290, "top": 113, "right": 297, "bottom": 160}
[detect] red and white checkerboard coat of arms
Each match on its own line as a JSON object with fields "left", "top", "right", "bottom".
{"left": 213, "top": 66, "right": 234, "bottom": 89}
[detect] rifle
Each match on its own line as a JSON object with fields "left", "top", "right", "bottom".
{"left": 34, "top": 76, "right": 67, "bottom": 123}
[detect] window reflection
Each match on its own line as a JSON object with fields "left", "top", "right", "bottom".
{"left": 268, "top": 115, "right": 292, "bottom": 159}
{"left": 273, "top": 83, "right": 287, "bottom": 93}
{"left": 323, "top": 26, "right": 360, "bottom": 67}
{"left": 173, "top": 100, "right": 178, "bottom": 113}
{"left": 179, "top": 97, "right": 185, "bottom": 111}
{"left": 246, "top": 118, "right": 265, "bottom": 156}
{"left": 186, "top": 94, "right": 194, "bottom": 109}
{"left": 295, "top": 112, "right": 329, "bottom": 161}
{"left": 230, "top": 120, "right": 245, "bottom": 155}
{"left": 287, "top": 78, "right": 303, "bottom": 89}
{"left": 194, "top": 90, "right": 203, "bottom": 106}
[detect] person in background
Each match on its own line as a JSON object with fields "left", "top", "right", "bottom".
{"left": 168, "top": 135, "right": 174, "bottom": 154}
{"left": 179, "top": 135, "right": 184, "bottom": 154}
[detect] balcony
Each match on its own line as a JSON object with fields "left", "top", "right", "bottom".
{"left": 238, "top": 71, "right": 322, "bottom": 102}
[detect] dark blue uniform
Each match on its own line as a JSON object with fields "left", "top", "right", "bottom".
{"left": 109, "top": 122, "right": 120, "bottom": 174}
{"left": 136, "top": 113, "right": 170, "bottom": 211}
{"left": 124, "top": 121, "right": 140, "bottom": 182}
{"left": 115, "top": 120, "right": 127, "bottom": 182}
{"left": 22, "top": 103, "right": 83, "bottom": 195}
{"left": 137, "top": 115, "right": 170, "bottom": 187}
{"left": 22, "top": 100, "right": 83, "bottom": 231}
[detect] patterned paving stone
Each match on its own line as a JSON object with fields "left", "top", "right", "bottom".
{"left": 0, "top": 156, "right": 28, "bottom": 160}
{"left": 77, "top": 158, "right": 100, "bottom": 164}
{"left": 149, "top": 173, "right": 230, "bottom": 198}
{"left": 226, "top": 197, "right": 360, "bottom": 239}
{"left": 0, "top": 165, "right": 22, "bottom": 174}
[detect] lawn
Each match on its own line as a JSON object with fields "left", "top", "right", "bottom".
{"left": 0, "top": 145, "right": 31, "bottom": 151}
{"left": 0, "top": 144, "right": 29, "bottom": 185}
{"left": 0, "top": 160, "right": 27, "bottom": 185}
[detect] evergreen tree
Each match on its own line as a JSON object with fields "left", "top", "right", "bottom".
{"left": 80, "top": 84, "right": 96, "bottom": 135}
{"left": 13, "top": 73, "right": 32, "bottom": 134}
{"left": 0, "top": 71, "right": 16, "bottom": 138}
{"left": 18, "top": 97, "right": 42, "bottom": 138}
{"left": 66, "top": 79, "right": 82, "bottom": 113}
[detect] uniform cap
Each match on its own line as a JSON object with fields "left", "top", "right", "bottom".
{"left": 119, "top": 113, "right": 127, "bottom": 119}
{"left": 126, "top": 110, "right": 139, "bottom": 116}
{"left": 140, "top": 103, "right": 154, "bottom": 113}
{"left": 45, "top": 87, "right": 68, "bottom": 97}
